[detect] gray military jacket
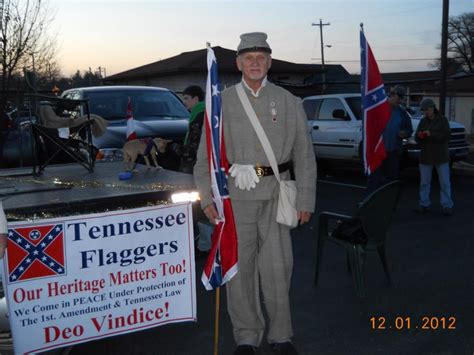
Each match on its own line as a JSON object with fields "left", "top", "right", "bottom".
{"left": 194, "top": 81, "right": 317, "bottom": 213}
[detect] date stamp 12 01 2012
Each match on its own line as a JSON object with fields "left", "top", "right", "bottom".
{"left": 370, "top": 316, "right": 457, "bottom": 330}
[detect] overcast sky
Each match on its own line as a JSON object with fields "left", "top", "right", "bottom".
{"left": 50, "top": 0, "right": 473, "bottom": 76}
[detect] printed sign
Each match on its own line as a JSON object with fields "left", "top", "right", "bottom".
{"left": 2, "top": 203, "right": 196, "bottom": 354}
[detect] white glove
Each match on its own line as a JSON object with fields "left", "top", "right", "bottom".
{"left": 229, "top": 164, "right": 260, "bottom": 191}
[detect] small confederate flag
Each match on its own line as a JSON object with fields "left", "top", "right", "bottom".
{"left": 360, "top": 27, "right": 391, "bottom": 174}
{"left": 126, "top": 97, "right": 137, "bottom": 141}
{"left": 201, "top": 47, "right": 238, "bottom": 291}
{"left": 7, "top": 224, "right": 66, "bottom": 283}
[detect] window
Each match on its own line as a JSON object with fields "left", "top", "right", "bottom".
{"left": 60, "top": 91, "right": 82, "bottom": 118}
{"left": 84, "top": 89, "right": 189, "bottom": 121}
{"left": 303, "top": 99, "right": 321, "bottom": 120}
{"left": 346, "top": 97, "right": 362, "bottom": 120}
{"left": 317, "top": 98, "right": 346, "bottom": 120}
{"left": 71, "top": 91, "right": 82, "bottom": 100}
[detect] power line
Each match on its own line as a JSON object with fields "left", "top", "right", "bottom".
{"left": 311, "top": 58, "right": 437, "bottom": 63}
{"left": 329, "top": 4, "right": 437, "bottom": 24}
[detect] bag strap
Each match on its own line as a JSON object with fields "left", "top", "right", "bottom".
{"left": 235, "top": 83, "right": 281, "bottom": 183}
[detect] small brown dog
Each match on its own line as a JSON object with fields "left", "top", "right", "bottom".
{"left": 123, "top": 137, "right": 170, "bottom": 171}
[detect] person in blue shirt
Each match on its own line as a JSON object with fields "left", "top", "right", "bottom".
{"left": 367, "top": 85, "right": 413, "bottom": 194}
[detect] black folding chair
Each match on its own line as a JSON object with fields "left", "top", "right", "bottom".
{"left": 314, "top": 180, "right": 402, "bottom": 297}
{"left": 24, "top": 70, "right": 95, "bottom": 175}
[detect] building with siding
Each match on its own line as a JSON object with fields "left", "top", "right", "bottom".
{"left": 104, "top": 46, "right": 352, "bottom": 95}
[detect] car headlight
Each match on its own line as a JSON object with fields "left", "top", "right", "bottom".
{"left": 171, "top": 191, "right": 200, "bottom": 203}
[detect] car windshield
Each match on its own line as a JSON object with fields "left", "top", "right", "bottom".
{"left": 346, "top": 97, "right": 362, "bottom": 120}
{"left": 84, "top": 89, "right": 189, "bottom": 120}
{"left": 405, "top": 106, "right": 423, "bottom": 119}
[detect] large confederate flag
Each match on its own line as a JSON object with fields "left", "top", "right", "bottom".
{"left": 360, "top": 28, "right": 391, "bottom": 174}
{"left": 201, "top": 47, "right": 238, "bottom": 291}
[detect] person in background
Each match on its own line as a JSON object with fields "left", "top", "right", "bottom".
{"left": 169, "top": 85, "right": 211, "bottom": 255}
{"left": 194, "top": 32, "right": 316, "bottom": 355}
{"left": 366, "top": 85, "right": 413, "bottom": 194}
{"left": 169, "top": 85, "right": 205, "bottom": 174}
{"left": 414, "top": 98, "right": 453, "bottom": 216}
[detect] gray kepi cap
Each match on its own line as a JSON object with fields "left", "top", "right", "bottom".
{"left": 420, "top": 98, "right": 436, "bottom": 110}
{"left": 236, "top": 32, "right": 272, "bottom": 56}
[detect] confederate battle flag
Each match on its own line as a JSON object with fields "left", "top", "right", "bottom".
{"left": 360, "top": 27, "right": 391, "bottom": 174}
{"left": 7, "top": 224, "right": 66, "bottom": 283}
{"left": 201, "top": 47, "right": 238, "bottom": 291}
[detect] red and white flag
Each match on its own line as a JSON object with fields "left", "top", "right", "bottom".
{"left": 201, "top": 47, "right": 238, "bottom": 290}
{"left": 126, "top": 97, "right": 137, "bottom": 141}
{"left": 360, "top": 28, "right": 391, "bottom": 174}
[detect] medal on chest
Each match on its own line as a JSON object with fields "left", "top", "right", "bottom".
{"left": 270, "top": 101, "right": 277, "bottom": 123}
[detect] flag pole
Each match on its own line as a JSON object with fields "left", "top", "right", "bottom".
{"left": 214, "top": 286, "right": 220, "bottom": 355}
{"left": 205, "top": 40, "right": 221, "bottom": 355}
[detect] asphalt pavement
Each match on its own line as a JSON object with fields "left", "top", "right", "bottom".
{"left": 67, "top": 161, "right": 474, "bottom": 355}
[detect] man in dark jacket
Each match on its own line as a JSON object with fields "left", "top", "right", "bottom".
{"left": 169, "top": 85, "right": 205, "bottom": 173}
{"left": 367, "top": 85, "right": 413, "bottom": 194}
{"left": 414, "top": 98, "right": 453, "bottom": 216}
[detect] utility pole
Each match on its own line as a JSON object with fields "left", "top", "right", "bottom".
{"left": 0, "top": 0, "right": 4, "bottom": 33}
{"left": 439, "top": 0, "right": 449, "bottom": 117}
{"left": 312, "top": 19, "right": 330, "bottom": 92}
{"left": 0, "top": 0, "right": 3, "bottom": 61}
{"left": 97, "top": 66, "right": 106, "bottom": 79}
{"left": 88, "top": 67, "right": 93, "bottom": 86}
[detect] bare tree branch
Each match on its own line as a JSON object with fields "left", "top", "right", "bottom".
{"left": 0, "top": 0, "right": 58, "bottom": 131}
{"left": 432, "top": 12, "right": 474, "bottom": 74}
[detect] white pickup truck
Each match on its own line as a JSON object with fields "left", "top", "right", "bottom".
{"left": 302, "top": 93, "right": 470, "bottom": 165}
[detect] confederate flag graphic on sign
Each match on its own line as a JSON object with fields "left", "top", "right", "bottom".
{"left": 7, "top": 224, "right": 66, "bottom": 283}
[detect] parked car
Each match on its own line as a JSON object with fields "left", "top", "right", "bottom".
{"left": 61, "top": 86, "right": 190, "bottom": 149}
{"left": 0, "top": 86, "right": 190, "bottom": 169}
{"left": 405, "top": 106, "right": 423, "bottom": 120}
{"left": 302, "top": 93, "right": 470, "bottom": 166}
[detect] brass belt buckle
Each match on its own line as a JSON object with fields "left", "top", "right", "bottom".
{"left": 256, "top": 166, "right": 264, "bottom": 178}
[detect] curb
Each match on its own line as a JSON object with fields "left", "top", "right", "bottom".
{"left": 452, "top": 161, "right": 474, "bottom": 176}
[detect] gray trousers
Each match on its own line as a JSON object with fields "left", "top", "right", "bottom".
{"left": 227, "top": 198, "right": 293, "bottom": 346}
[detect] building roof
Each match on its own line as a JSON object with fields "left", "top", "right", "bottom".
{"left": 381, "top": 70, "right": 441, "bottom": 83}
{"left": 427, "top": 73, "right": 474, "bottom": 94}
{"left": 350, "top": 71, "right": 474, "bottom": 94}
{"left": 106, "top": 46, "right": 349, "bottom": 82}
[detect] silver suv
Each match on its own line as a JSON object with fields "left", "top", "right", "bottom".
{"left": 303, "top": 93, "right": 470, "bottom": 165}
{"left": 62, "top": 86, "right": 190, "bottom": 149}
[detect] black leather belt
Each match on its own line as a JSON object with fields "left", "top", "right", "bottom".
{"left": 250, "top": 162, "right": 292, "bottom": 178}
{"left": 229, "top": 162, "right": 291, "bottom": 178}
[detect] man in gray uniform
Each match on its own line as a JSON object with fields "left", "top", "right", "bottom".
{"left": 194, "top": 32, "right": 317, "bottom": 355}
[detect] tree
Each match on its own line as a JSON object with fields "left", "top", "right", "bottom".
{"left": 67, "top": 69, "right": 103, "bottom": 89}
{"left": 0, "top": 0, "right": 57, "bottom": 130}
{"left": 447, "top": 12, "right": 474, "bottom": 73}
{"left": 431, "top": 12, "right": 474, "bottom": 74}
